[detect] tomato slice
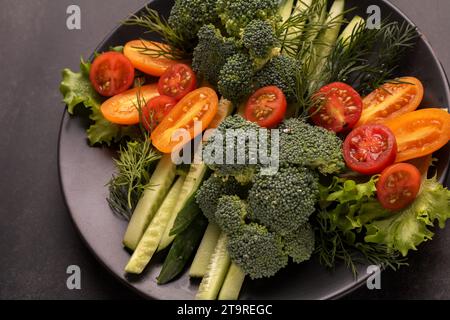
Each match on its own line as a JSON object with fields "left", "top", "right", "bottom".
{"left": 141, "top": 95, "right": 177, "bottom": 132}
{"left": 151, "top": 87, "right": 219, "bottom": 153}
{"left": 383, "top": 108, "right": 450, "bottom": 162}
{"left": 377, "top": 163, "right": 421, "bottom": 211}
{"left": 100, "top": 84, "right": 159, "bottom": 125}
{"left": 310, "top": 82, "right": 362, "bottom": 132}
{"left": 356, "top": 77, "right": 424, "bottom": 127}
{"left": 245, "top": 86, "right": 287, "bottom": 128}
{"left": 158, "top": 64, "right": 197, "bottom": 101}
{"left": 89, "top": 52, "right": 135, "bottom": 97}
{"left": 124, "top": 40, "right": 178, "bottom": 77}
{"left": 343, "top": 124, "right": 397, "bottom": 175}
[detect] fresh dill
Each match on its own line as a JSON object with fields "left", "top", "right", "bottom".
{"left": 123, "top": 6, "right": 191, "bottom": 60}
{"left": 314, "top": 210, "right": 408, "bottom": 277}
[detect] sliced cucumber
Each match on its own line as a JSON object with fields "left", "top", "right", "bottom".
{"left": 218, "top": 262, "right": 246, "bottom": 300}
{"left": 124, "top": 176, "right": 185, "bottom": 274}
{"left": 195, "top": 232, "right": 231, "bottom": 300}
{"left": 285, "top": 0, "right": 313, "bottom": 46}
{"left": 123, "top": 154, "right": 176, "bottom": 251}
{"left": 189, "top": 223, "right": 221, "bottom": 278}
{"left": 157, "top": 161, "right": 208, "bottom": 251}
{"left": 157, "top": 214, "right": 207, "bottom": 284}
{"left": 338, "top": 15, "right": 365, "bottom": 47}
{"left": 279, "top": 0, "right": 295, "bottom": 23}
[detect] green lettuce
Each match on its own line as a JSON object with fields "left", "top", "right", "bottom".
{"left": 59, "top": 59, "right": 138, "bottom": 146}
{"left": 365, "top": 178, "right": 450, "bottom": 256}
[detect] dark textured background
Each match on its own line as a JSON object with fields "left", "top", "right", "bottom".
{"left": 0, "top": 0, "right": 449, "bottom": 300}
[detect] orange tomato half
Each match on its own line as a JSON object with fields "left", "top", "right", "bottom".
{"left": 124, "top": 40, "right": 178, "bottom": 77}
{"left": 100, "top": 84, "right": 159, "bottom": 125}
{"left": 356, "top": 77, "right": 424, "bottom": 127}
{"left": 384, "top": 108, "right": 450, "bottom": 162}
{"left": 151, "top": 87, "right": 219, "bottom": 153}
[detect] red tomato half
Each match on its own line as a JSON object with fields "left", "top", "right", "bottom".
{"left": 343, "top": 124, "right": 397, "bottom": 175}
{"left": 377, "top": 163, "right": 421, "bottom": 211}
{"left": 158, "top": 64, "right": 197, "bottom": 101}
{"left": 245, "top": 86, "right": 287, "bottom": 128}
{"left": 310, "top": 82, "right": 363, "bottom": 132}
{"left": 89, "top": 52, "right": 135, "bottom": 97}
{"left": 141, "top": 95, "right": 178, "bottom": 132}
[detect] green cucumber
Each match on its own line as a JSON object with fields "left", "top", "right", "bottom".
{"left": 279, "top": 0, "right": 295, "bottom": 23}
{"left": 124, "top": 176, "right": 185, "bottom": 274}
{"left": 189, "top": 223, "right": 221, "bottom": 278}
{"left": 169, "top": 192, "right": 200, "bottom": 237}
{"left": 303, "top": 0, "right": 328, "bottom": 44}
{"left": 157, "top": 214, "right": 208, "bottom": 284}
{"left": 195, "top": 232, "right": 231, "bottom": 300}
{"left": 218, "top": 262, "right": 246, "bottom": 300}
{"left": 157, "top": 161, "right": 208, "bottom": 251}
{"left": 338, "top": 15, "right": 365, "bottom": 47}
{"left": 285, "top": 0, "right": 313, "bottom": 46}
{"left": 309, "top": 0, "right": 346, "bottom": 91}
{"left": 123, "top": 154, "right": 176, "bottom": 251}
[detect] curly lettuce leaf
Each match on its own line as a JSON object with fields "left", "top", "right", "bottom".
{"left": 59, "top": 59, "right": 138, "bottom": 146}
{"left": 365, "top": 178, "right": 450, "bottom": 256}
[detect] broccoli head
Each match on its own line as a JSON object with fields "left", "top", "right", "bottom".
{"left": 248, "top": 166, "right": 319, "bottom": 236}
{"left": 218, "top": 53, "right": 255, "bottom": 102}
{"left": 282, "top": 223, "right": 315, "bottom": 264}
{"left": 196, "top": 174, "right": 248, "bottom": 221}
{"left": 279, "top": 118, "right": 345, "bottom": 175}
{"left": 242, "top": 19, "right": 281, "bottom": 70}
{"left": 216, "top": 0, "right": 280, "bottom": 37}
{"left": 203, "top": 115, "right": 270, "bottom": 184}
{"left": 168, "top": 0, "right": 220, "bottom": 42}
{"left": 192, "top": 24, "right": 240, "bottom": 86}
{"left": 227, "top": 223, "right": 288, "bottom": 279}
{"left": 213, "top": 195, "right": 247, "bottom": 235}
{"left": 253, "top": 55, "right": 299, "bottom": 102}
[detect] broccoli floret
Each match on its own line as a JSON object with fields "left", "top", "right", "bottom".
{"left": 282, "top": 223, "right": 315, "bottom": 263}
{"left": 196, "top": 174, "right": 248, "bottom": 221}
{"left": 213, "top": 195, "right": 247, "bottom": 235}
{"left": 248, "top": 166, "right": 319, "bottom": 236}
{"left": 242, "top": 20, "right": 281, "bottom": 70}
{"left": 218, "top": 53, "right": 255, "bottom": 102}
{"left": 216, "top": 0, "right": 280, "bottom": 37}
{"left": 203, "top": 115, "right": 269, "bottom": 184}
{"left": 168, "top": 0, "right": 220, "bottom": 42}
{"left": 192, "top": 24, "right": 240, "bottom": 86}
{"left": 279, "top": 118, "right": 345, "bottom": 175}
{"left": 253, "top": 55, "right": 299, "bottom": 101}
{"left": 227, "top": 223, "right": 288, "bottom": 279}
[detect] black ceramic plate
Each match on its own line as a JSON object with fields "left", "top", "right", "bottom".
{"left": 58, "top": 0, "right": 450, "bottom": 299}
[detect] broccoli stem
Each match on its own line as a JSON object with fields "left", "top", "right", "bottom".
{"left": 218, "top": 262, "right": 246, "bottom": 300}
{"left": 196, "top": 232, "right": 231, "bottom": 300}
{"left": 189, "top": 223, "right": 221, "bottom": 278}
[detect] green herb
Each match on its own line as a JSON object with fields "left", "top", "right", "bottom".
{"left": 107, "top": 138, "right": 161, "bottom": 220}
{"left": 123, "top": 6, "right": 191, "bottom": 60}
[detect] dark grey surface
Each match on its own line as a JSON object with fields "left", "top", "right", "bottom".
{"left": 0, "top": 0, "right": 449, "bottom": 300}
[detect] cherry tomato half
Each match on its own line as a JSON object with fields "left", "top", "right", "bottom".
{"left": 310, "top": 82, "right": 362, "bottom": 132}
{"left": 383, "top": 108, "right": 450, "bottom": 162}
{"left": 158, "top": 64, "right": 197, "bottom": 101}
{"left": 141, "top": 95, "right": 178, "bottom": 132}
{"left": 356, "top": 77, "right": 424, "bottom": 127}
{"left": 100, "top": 84, "right": 159, "bottom": 125}
{"left": 343, "top": 124, "right": 397, "bottom": 175}
{"left": 377, "top": 163, "right": 421, "bottom": 211}
{"left": 89, "top": 52, "right": 135, "bottom": 97}
{"left": 124, "top": 40, "right": 178, "bottom": 77}
{"left": 245, "top": 86, "right": 287, "bottom": 128}
{"left": 151, "top": 87, "right": 219, "bottom": 153}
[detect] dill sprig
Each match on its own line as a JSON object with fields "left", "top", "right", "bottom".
{"left": 123, "top": 6, "right": 191, "bottom": 60}
{"left": 314, "top": 210, "right": 408, "bottom": 277}
{"left": 325, "top": 19, "right": 418, "bottom": 95}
